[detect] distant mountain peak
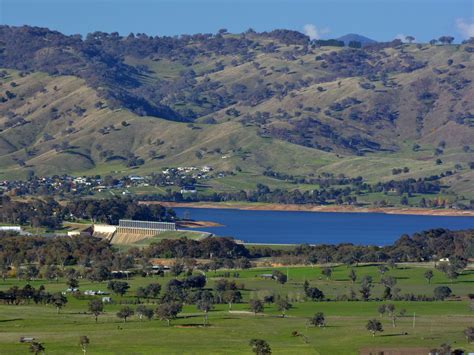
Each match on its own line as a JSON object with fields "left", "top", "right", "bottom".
{"left": 337, "top": 33, "right": 377, "bottom": 46}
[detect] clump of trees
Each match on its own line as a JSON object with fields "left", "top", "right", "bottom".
{"left": 0, "top": 196, "right": 175, "bottom": 228}
{"left": 143, "top": 174, "right": 446, "bottom": 207}
{"left": 0, "top": 229, "right": 471, "bottom": 275}
{"left": 66, "top": 198, "right": 175, "bottom": 224}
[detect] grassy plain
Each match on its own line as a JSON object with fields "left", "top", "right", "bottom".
{"left": 0, "top": 264, "right": 473, "bottom": 354}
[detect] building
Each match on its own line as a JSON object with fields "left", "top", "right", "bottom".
{"left": 0, "top": 226, "right": 31, "bottom": 236}
{"left": 0, "top": 226, "right": 22, "bottom": 233}
{"left": 180, "top": 185, "right": 197, "bottom": 194}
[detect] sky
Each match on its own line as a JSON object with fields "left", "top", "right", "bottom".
{"left": 1, "top": 0, "right": 473, "bottom": 42}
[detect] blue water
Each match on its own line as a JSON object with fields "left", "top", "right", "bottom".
{"left": 175, "top": 207, "right": 474, "bottom": 245}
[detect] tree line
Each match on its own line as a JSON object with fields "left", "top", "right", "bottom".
{"left": 0, "top": 196, "right": 175, "bottom": 228}
{"left": 0, "top": 229, "right": 471, "bottom": 275}
{"left": 141, "top": 174, "right": 449, "bottom": 207}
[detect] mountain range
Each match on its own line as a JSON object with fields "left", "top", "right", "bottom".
{"left": 0, "top": 25, "right": 472, "bottom": 200}
{"left": 336, "top": 33, "right": 377, "bottom": 46}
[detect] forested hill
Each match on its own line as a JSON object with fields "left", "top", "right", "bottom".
{"left": 0, "top": 26, "right": 473, "bottom": 194}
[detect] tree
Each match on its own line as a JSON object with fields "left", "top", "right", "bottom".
{"left": 135, "top": 287, "right": 147, "bottom": 302}
{"left": 303, "top": 280, "right": 310, "bottom": 293}
{"left": 348, "top": 269, "right": 357, "bottom": 284}
{"left": 451, "top": 257, "right": 468, "bottom": 274}
{"left": 438, "top": 36, "right": 454, "bottom": 45}
{"left": 196, "top": 291, "right": 214, "bottom": 326}
{"left": 29, "top": 342, "right": 45, "bottom": 355}
{"left": 380, "top": 276, "right": 397, "bottom": 300}
{"left": 117, "top": 306, "right": 134, "bottom": 322}
{"left": 386, "top": 304, "right": 396, "bottom": 327}
{"left": 378, "top": 304, "right": 387, "bottom": 318}
{"left": 79, "top": 336, "right": 90, "bottom": 354}
{"left": 249, "top": 299, "right": 264, "bottom": 315}
{"left": 434, "top": 286, "right": 452, "bottom": 300}
{"left": 88, "top": 299, "right": 104, "bottom": 323}
{"left": 272, "top": 270, "right": 287, "bottom": 285}
{"left": 310, "top": 312, "right": 326, "bottom": 327}
{"left": 162, "top": 278, "right": 188, "bottom": 303}
{"left": 305, "top": 287, "right": 324, "bottom": 301}
{"left": 155, "top": 302, "right": 182, "bottom": 326}
{"left": 359, "top": 276, "right": 373, "bottom": 301}
{"left": 249, "top": 339, "right": 271, "bottom": 355}
{"left": 387, "top": 259, "right": 397, "bottom": 269}
{"left": 50, "top": 292, "right": 68, "bottom": 314}
{"left": 465, "top": 327, "right": 474, "bottom": 343}
{"left": 145, "top": 283, "right": 162, "bottom": 299}
{"left": 378, "top": 265, "right": 388, "bottom": 275}
{"left": 429, "top": 39, "right": 438, "bottom": 46}
{"left": 107, "top": 281, "right": 130, "bottom": 297}
{"left": 223, "top": 289, "right": 242, "bottom": 310}
{"left": 276, "top": 298, "right": 292, "bottom": 318}
{"left": 44, "top": 265, "right": 60, "bottom": 282}
{"left": 87, "top": 265, "right": 110, "bottom": 282}
{"left": 348, "top": 40, "right": 362, "bottom": 48}
{"left": 67, "top": 278, "right": 79, "bottom": 289}
{"left": 322, "top": 267, "right": 332, "bottom": 280}
{"left": 405, "top": 35, "right": 415, "bottom": 43}
{"left": 136, "top": 305, "right": 154, "bottom": 321}
{"left": 446, "top": 266, "right": 459, "bottom": 280}
{"left": 424, "top": 270, "right": 434, "bottom": 284}
{"left": 26, "top": 265, "right": 39, "bottom": 281}
{"left": 183, "top": 275, "right": 206, "bottom": 289}
{"left": 400, "top": 196, "right": 409, "bottom": 205}
{"left": 170, "top": 262, "right": 185, "bottom": 276}
{"left": 366, "top": 319, "right": 383, "bottom": 336}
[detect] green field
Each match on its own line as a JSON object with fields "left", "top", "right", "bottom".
{"left": 0, "top": 264, "right": 473, "bottom": 354}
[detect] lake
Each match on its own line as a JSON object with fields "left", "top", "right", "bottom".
{"left": 174, "top": 207, "right": 474, "bottom": 245}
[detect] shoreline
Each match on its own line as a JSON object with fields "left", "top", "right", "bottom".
{"left": 177, "top": 220, "right": 223, "bottom": 228}
{"left": 144, "top": 201, "right": 474, "bottom": 217}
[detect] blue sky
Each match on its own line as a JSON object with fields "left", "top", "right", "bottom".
{"left": 1, "top": 0, "right": 473, "bottom": 42}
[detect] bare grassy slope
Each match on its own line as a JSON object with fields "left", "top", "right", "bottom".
{"left": 0, "top": 69, "right": 337, "bottom": 178}
{"left": 0, "top": 29, "right": 472, "bottom": 197}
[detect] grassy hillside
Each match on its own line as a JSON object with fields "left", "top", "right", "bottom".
{"left": 0, "top": 69, "right": 338, "bottom": 180}
{"left": 0, "top": 26, "right": 473, "bottom": 200}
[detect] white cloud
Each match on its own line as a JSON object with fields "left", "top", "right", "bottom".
{"left": 455, "top": 18, "right": 474, "bottom": 39}
{"left": 303, "top": 24, "right": 329, "bottom": 40}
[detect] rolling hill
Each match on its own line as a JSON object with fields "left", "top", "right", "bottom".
{"left": 0, "top": 26, "right": 473, "bottom": 199}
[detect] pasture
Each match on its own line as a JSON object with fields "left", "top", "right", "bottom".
{"left": 0, "top": 263, "right": 473, "bottom": 354}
